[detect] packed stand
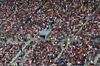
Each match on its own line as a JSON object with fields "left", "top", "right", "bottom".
{"left": 0, "top": 42, "right": 25, "bottom": 65}
{"left": 75, "top": 8, "right": 100, "bottom": 41}
{"left": 0, "top": 0, "right": 24, "bottom": 24}
{"left": 53, "top": 3, "right": 100, "bottom": 66}
{"left": 22, "top": 41, "right": 61, "bottom": 66}
{"left": 0, "top": 0, "right": 46, "bottom": 65}
{"left": 54, "top": 41, "right": 100, "bottom": 66}
{"left": 0, "top": 0, "right": 100, "bottom": 66}
{"left": 0, "top": 0, "right": 24, "bottom": 41}
{"left": 32, "top": 0, "right": 99, "bottom": 41}
{"left": 0, "top": 0, "right": 17, "bottom": 19}
{"left": 12, "top": 41, "right": 36, "bottom": 66}
{"left": 0, "top": 0, "right": 44, "bottom": 41}
{"left": 50, "top": 0, "right": 99, "bottom": 40}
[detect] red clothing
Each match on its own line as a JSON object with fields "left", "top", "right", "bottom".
{"left": 12, "top": 36, "right": 14, "bottom": 39}
{"left": 32, "top": 13, "right": 34, "bottom": 16}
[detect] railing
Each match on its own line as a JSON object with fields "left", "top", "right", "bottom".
{"left": 45, "top": 30, "right": 51, "bottom": 39}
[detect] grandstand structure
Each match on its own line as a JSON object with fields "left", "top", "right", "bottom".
{"left": 0, "top": 0, "right": 100, "bottom": 66}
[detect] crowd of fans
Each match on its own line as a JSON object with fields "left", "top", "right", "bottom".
{"left": 0, "top": 0, "right": 20, "bottom": 20}
{"left": 54, "top": 41, "right": 100, "bottom": 66}
{"left": 0, "top": 0, "right": 44, "bottom": 41}
{"left": 31, "top": 0, "right": 99, "bottom": 41}
{"left": 20, "top": 41, "right": 61, "bottom": 66}
{"left": 0, "top": 0, "right": 45, "bottom": 65}
{"left": 53, "top": 0, "right": 100, "bottom": 65}
{"left": 0, "top": 0, "right": 100, "bottom": 66}
{"left": 0, "top": 42, "right": 25, "bottom": 65}
{"left": 30, "top": 0, "right": 100, "bottom": 65}
{"left": 13, "top": 41, "right": 36, "bottom": 66}
{"left": 1, "top": 0, "right": 99, "bottom": 41}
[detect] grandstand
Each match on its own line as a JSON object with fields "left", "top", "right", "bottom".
{"left": 0, "top": 0, "right": 100, "bottom": 66}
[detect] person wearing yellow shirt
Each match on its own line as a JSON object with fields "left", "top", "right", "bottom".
{"left": 63, "top": 43, "right": 65, "bottom": 48}
{"left": 51, "top": 38, "right": 53, "bottom": 40}
{"left": 82, "top": 23, "right": 84, "bottom": 26}
{"left": 50, "top": 60, "right": 52, "bottom": 63}
{"left": 38, "top": 36, "right": 40, "bottom": 39}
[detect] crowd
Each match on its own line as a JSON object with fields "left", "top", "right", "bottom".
{"left": 13, "top": 41, "right": 36, "bottom": 66}
{"left": 0, "top": 0, "right": 19, "bottom": 20}
{"left": 31, "top": 0, "right": 99, "bottom": 41}
{"left": 53, "top": 1, "right": 100, "bottom": 65}
{"left": 23, "top": 41, "right": 61, "bottom": 66}
{"left": 1, "top": 0, "right": 99, "bottom": 41}
{"left": 0, "top": 42, "right": 25, "bottom": 65}
{"left": 54, "top": 41, "right": 100, "bottom": 66}
{"left": 0, "top": 0, "right": 45, "bottom": 65}
{"left": 30, "top": 0, "right": 99, "bottom": 65}
{"left": 0, "top": 0, "right": 100, "bottom": 66}
{"left": 0, "top": 0, "right": 44, "bottom": 41}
